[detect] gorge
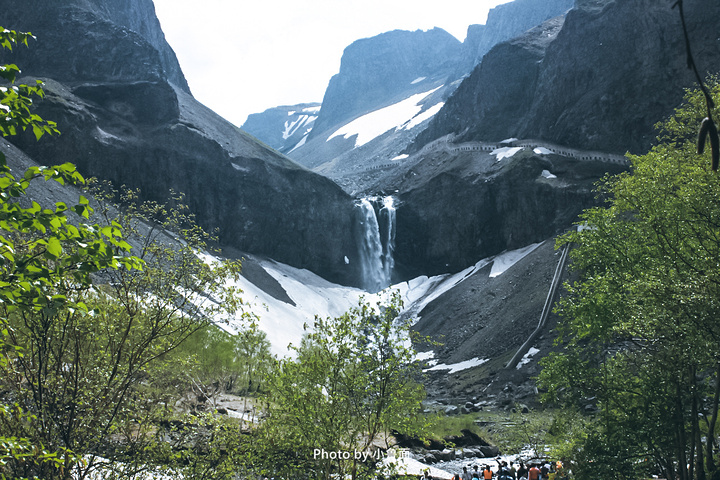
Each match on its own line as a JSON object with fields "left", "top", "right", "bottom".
{"left": 3, "top": 0, "right": 720, "bottom": 421}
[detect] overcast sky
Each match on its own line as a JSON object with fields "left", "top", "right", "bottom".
{"left": 152, "top": 0, "right": 511, "bottom": 127}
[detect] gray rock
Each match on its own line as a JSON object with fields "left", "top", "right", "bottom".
{"left": 445, "top": 405, "right": 459, "bottom": 415}
{"left": 242, "top": 103, "right": 321, "bottom": 154}
{"left": 309, "top": 28, "right": 462, "bottom": 139}
{"left": 439, "top": 449, "right": 456, "bottom": 461}
{"left": 460, "top": 0, "right": 575, "bottom": 72}
{"left": 480, "top": 445, "right": 500, "bottom": 458}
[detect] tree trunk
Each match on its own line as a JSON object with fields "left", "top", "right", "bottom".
{"left": 677, "top": 381, "right": 689, "bottom": 480}
{"left": 692, "top": 366, "right": 707, "bottom": 480}
{"left": 707, "top": 363, "right": 720, "bottom": 477}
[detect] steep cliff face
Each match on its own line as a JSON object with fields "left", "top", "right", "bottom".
{"left": 309, "top": 28, "right": 462, "bottom": 139}
{"left": 516, "top": 0, "right": 720, "bottom": 154}
{"left": 381, "top": 145, "right": 627, "bottom": 280}
{"left": 416, "top": 0, "right": 720, "bottom": 155}
{"left": 416, "top": 17, "right": 565, "bottom": 150}
{"left": 460, "top": 0, "right": 574, "bottom": 71}
{"left": 3, "top": 0, "right": 362, "bottom": 286}
{"left": 3, "top": 0, "right": 189, "bottom": 92}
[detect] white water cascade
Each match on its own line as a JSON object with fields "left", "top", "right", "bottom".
{"left": 356, "top": 196, "right": 396, "bottom": 292}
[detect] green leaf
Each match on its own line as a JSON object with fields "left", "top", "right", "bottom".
{"left": 45, "top": 237, "right": 62, "bottom": 258}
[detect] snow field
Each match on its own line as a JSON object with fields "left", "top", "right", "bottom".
{"left": 327, "top": 86, "right": 443, "bottom": 148}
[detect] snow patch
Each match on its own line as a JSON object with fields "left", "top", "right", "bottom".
{"left": 414, "top": 350, "right": 435, "bottom": 362}
{"left": 501, "top": 137, "right": 519, "bottom": 143}
{"left": 540, "top": 169, "right": 557, "bottom": 179}
{"left": 302, "top": 105, "right": 321, "bottom": 113}
{"left": 282, "top": 114, "right": 316, "bottom": 140}
{"left": 231, "top": 162, "right": 249, "bottom": 172}
{"left": 534, "top": 147, "right": 553, "bottom": 155}
{"left": 411, "top": 76, "right": 427, "bottom": 84}
{"left": 382, "top": 455, "right": 453, "bottom": 479}
{"left": 196, "top": 253, "right": 370, "bottom": 357}
{"left": 489, "top": 243, "right": 542, "bottom": 278}
{"left": 326, "top": 87, "right": 442, "bottom": 148}
{"left": 392, "top": 154, "right": 409, "bottom": 161}
{"left": 491, "top": 146, "right": 523, "bottom": 161}
{"left": 287, "top": 134, "right": 307, "bottom": 154}
{"left": 195, "top": 241, "right": 545, "bottom": 358}
{"left": 425, "top": 357, "right": 488, "bottom": 374}
{"left": 94, "top": 126, "right": 122, "bottom": 143}
{"left": 402, "top": 102, "right": 444, "bottom": 130}
{"left": 516, "top": 347, "right": 541, "bottom": 369}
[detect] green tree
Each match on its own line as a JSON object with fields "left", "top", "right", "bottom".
{"left": 0, "top": 28, "right": 247, "bottom": 480}
{"left": 539, "top": 78, "right": 720, "bottom": 480}
{"left": 156, "top": 322, "right": 273, "bottom": 411}
{"left": 0, "top": 182, "right": 245, "bottom": 480}
{"left": 0, "top": 26, "right": 127, "bottom": 480}
{"left": 255, "top": 292, "right": 427, "bottom": 480}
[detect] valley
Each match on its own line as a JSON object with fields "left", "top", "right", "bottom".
{"left": 2, "top": 0, "right": 720, "bottom": 478}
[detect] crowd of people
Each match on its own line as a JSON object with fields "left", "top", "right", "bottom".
{"left": 421, "top": 459, "right": 569, "bottom": 480}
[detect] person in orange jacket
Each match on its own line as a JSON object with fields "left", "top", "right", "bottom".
{"left": 528, "top": 464, "right": 541, "bottom": 480}
{"left": 483, "top": 465, "right": 494, "bottom": 480}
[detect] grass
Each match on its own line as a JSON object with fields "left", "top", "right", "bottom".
{"left": 423, "top": 409, "right": 558, "bottom": 456}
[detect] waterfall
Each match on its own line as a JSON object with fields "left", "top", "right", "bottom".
{"left": 356, "top": 196, "right": 396, "bottom": 292}
{"left": 379, "top": 196, "right": 396, "bottom": 284}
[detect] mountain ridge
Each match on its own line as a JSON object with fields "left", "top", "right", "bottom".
{"left": 414, "top": 0, "right": 720, "bottom": 155}
{"left": 2, "top": 0, "right": 363, "bottom": 286}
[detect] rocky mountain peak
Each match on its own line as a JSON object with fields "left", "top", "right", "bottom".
{"left": 459, "top": 0, "right": 575, "bottom": 71}
{"left": 3, "top": 0, "right": 363, "bottom": 287}
{"left": 242, "top": 103, "right": 321, "bottom": 154}
{"left": 309, "top": 28, "right": 463, "bottom": 139}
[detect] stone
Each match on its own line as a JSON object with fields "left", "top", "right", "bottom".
{"left": 480, "top": 445, "right": 501, "bottom": 458}
{"left": 445, "top": 405, "right": 459, "bottom": 415}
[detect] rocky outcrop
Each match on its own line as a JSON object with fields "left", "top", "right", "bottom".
{"left": 2, "top": 0, "right": 189, "bottom": 92}
{"left": 460, "top": 0, "right": 574, "bottom": 71}
{"left": 415, "top": 0, "right": 720, "bottom": 155}
{"left": 309, "top": 28, "right": 462, "bottom": 140}
{"left": 2, "top": 0, "right": 362, "bottom": 286}
{"left": 415, "top": 17, "right": 566, "bottom": 153}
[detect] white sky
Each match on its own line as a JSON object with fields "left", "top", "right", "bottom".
{"left": 152, "top": 0, "right": 512, "bottom": 127}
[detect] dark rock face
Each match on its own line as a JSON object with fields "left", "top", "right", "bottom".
{"left": 2, "top": 0, "right": 189, "bottom": 92}
{"left": 309, "top": 28, "right": 463, "bottom": 139}
{"left": 377, "top": 146, "right": 626, "bottom": 281}
{"left": 241, "top": 103, "right": 320, "bottom": 154}
{"left": 416, "top": 17, "right": 566, "bottom": 152}
{"left": 460, "top": 0, "right": 574, "bottom": 71}
{"left": 517, "top": 0, "right": 720, "bottom": 154}
{"left": 3, "top": 0, "right": 362, "bottom": 286}
{"left": 416, "top": 0, "right": 720, "bottom": 155}
{"left": 410, "top": 239, "right": 571, "bottom": 406}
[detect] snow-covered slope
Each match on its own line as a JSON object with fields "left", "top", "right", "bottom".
{"left": 326, "top": 86, "right": 443, "bottom": 148}
{"left": 208, "top": 241, "right": 545, "bottom": 359}
{"left": 241, "top": 103, "right": 321, "bottom": 154}
{"left": 287, "top": 79, "right": 458, "bottom": 194}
